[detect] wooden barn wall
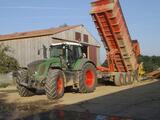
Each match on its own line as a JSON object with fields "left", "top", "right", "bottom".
{"left": 96, "top": 47, "right": 100, "bottom": 66}
{"left": 89, "top": 46, "right": 97, "bottom": 65}
{"left": 0, "top": 36, "right": 61, "bottom": 67}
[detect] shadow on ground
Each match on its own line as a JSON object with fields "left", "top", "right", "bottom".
{"left": 0, "top": 80, "right": 160, "bottom": 120}
{"left": 0, "top": 92, "right": 16, "bottom": 120}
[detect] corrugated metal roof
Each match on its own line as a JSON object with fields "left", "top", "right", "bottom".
{"left": 0, "top": 25, "right": 81, "bottom": 41}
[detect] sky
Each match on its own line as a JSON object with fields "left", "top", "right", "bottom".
{"left": 0, "top": 0, "right": 160, "bottom": 63}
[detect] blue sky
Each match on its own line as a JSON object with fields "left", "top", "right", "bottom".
{"left": 0, "top": 0, "right": 160, "bottom": 63}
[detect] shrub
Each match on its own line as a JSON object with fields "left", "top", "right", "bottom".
{"left": 0, "top": 44, "right": 19, "bottom": 73}
{"left": 0, "top": 83, "right": 10, "bottom": 88}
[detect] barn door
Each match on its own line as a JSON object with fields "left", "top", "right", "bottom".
{"left": 89, "top": 46, "right": 97, "bottom": 65}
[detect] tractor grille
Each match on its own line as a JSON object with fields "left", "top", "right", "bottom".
{"left": 27, "top": 60, "right": 45, "bottom": 74}
{"left": 38, "top": 64, "right": 46, "bottom": 76}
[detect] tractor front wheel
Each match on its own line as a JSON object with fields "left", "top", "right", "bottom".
{"left": 45, "top": 69, "right": 65, "bottom": 100}
{"left": 79, "top": 63, "right": 97, "bottom": 93}
{"left": 16, "top": 69, "right": 36, "bottom": 97}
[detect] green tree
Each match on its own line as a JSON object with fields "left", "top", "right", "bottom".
{"left": 138, "top": 55, "right": 160, "bottom": 73}
{"left": 0, "top": 44, "right": 19, "bottom": 73}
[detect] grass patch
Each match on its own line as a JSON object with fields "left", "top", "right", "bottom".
{"left": 0, "top": 83, "right": 10, "bottom": 88}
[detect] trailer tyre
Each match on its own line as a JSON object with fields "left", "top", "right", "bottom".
{"left": 114, "top": 73, "right": 121, "bottom": 86}
{"left": 114, "top": 73, "right": 125, "bottom": 86}
{"left": 79, "top": 63, "right": 97, "bottom": 93}
{"left": 16, "top": 69, "right": 36, "bottom": 97}
{"left": 125, "top": 73, "right": 132, "bottom": 85}
{"left": 45, "top": 69, "right": 65, "bottom": 100}
{"left": 133, "top": 70, "right": 139, "bottom": 81}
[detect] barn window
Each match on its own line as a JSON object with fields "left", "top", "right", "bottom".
{"left": 75, "top": 32, "right": 81, "bottom": 41}
{"left": 83, "top": 34, "right": 89, "bottom": 43}
{"left": 43, "top": 45, "right": 47, "bottom": 58}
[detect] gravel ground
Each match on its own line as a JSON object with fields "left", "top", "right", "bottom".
{"left": 0, "top": 79, "right": 159, "bottom": 120}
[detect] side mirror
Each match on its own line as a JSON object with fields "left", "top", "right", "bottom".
{"left": 38, "top": 45, "right": 48, "bottom": 58}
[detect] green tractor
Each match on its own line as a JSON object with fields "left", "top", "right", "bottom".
{"left": 15, "top": 42, "right": 97, "bottom": 100}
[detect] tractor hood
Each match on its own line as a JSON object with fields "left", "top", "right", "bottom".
{"left": 28, "top": 57, "right": 62, "bottom": 81}
{"left": 27, "top": 60, "right": 45, "bottom": 74}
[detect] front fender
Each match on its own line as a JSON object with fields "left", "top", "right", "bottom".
{"left": 35, "top": 58, "right": 62, "bottom": 80}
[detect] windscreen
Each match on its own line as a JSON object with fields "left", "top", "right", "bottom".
{"left": 50, "top": 45, "right": 65, "bottom": 58}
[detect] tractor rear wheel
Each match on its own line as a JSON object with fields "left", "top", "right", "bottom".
{"left": 16, "top": 69, "right": 36, "bottom": 97}
{"left": 45, "top": 69, "right": 65, "bottom": 100}
{"left": 79, "top": 63, "right": 97, "bottom": 93}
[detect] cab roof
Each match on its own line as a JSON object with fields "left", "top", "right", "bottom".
{"left": 51, "top": 42, "right": 82, "bottom": 46}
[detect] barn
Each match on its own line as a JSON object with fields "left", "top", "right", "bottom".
{"left": 0, "top": 25, "right": 100, "bottom": 67}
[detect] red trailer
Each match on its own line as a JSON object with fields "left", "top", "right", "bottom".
{"left": 90, "top": 0, "right": 141, "bottom": 85}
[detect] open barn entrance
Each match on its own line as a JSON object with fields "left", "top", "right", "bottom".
{"left": 82, "top": 44, "right": 88, "bottom": 58}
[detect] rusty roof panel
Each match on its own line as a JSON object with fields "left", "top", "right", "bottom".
{"left": 0, "top": 25, "right": 81, "bottom": 41}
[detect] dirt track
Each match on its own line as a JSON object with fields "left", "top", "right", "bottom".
{"left": 0, "top": 79, "right": 160, "bottom": 120}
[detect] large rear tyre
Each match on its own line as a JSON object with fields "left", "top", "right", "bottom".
{"left": 45, "top": 69, "right": 65, "bottom": 100}
{"left": 16, "top": 69, "right": 36, "bottom": 97}
{"left": 79, "top": 63, "right": 97, "bottom": 93}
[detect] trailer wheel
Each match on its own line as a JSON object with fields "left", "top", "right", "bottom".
{"left": 79, "top": 63, "right": 97, "bottom": 93}
{"left": 114, "top": 73, "right": 125, "bottom": 86}
{"left": 133, "top": 70, "right": 139, "bottom": 81}
{"left": 130, "top": 74, "right": 134, "bottom": 84}
{"left": 125, "top": 73, "right": 132, "bottom": 85}
{"left": 114, "top": 73, "right": 121, "bottom": 86}
{"left": 16, "top": 69, "right": 36, "bottom": 97}
{"left": 121, "top": 73, "right": 126, "bottom": 85}
{"left": 45, "top": 69, "right": 65, "bottom": 100}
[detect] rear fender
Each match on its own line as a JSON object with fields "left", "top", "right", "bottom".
{"left": 73, "top": 58, "right": 96, "bottom": 71}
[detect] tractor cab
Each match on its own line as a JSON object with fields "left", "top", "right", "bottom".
{"left": 49, "top": 42, "right": 83, "bottom": 69}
